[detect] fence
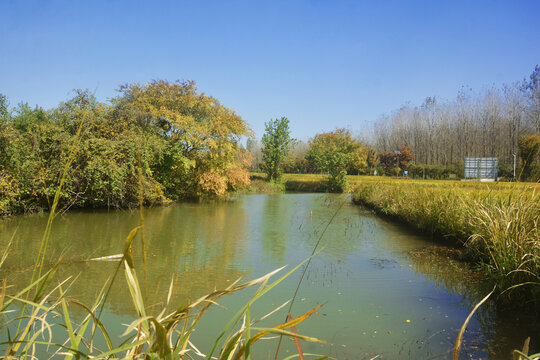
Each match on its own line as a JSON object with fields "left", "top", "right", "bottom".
{"left": 464, "top": 157, "right": 498, "bottom": 180}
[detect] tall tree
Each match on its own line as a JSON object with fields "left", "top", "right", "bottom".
{"left": 522, "top": 65, "right": 540, "bottom": 134}
{"left": 114, "top": 80, "right": 252, "bottom": 197}
{"left": 261, "top": 117, "right": 294, "bottom": 182}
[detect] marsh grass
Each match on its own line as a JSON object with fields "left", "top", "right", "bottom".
{"left": 353, "top": 180, "right": 540, "bottom": 306}
{"left": 251, "top": 172, "right": 539, "bottom": 193}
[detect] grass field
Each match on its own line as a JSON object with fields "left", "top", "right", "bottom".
{"left": 251, "top": 172, "right": 540, "bottom": 192}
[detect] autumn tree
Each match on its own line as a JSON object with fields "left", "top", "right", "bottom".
{"left": 113, "top": 80, "right": 252, "bottom": 197}
{"left": 378, "top": 145, "right": 414, "bottom": 176}
{"left": 378, "top": 152, "right": 397, "bottom": 175}
{"left": 397, "top": 145, "right": 414, "bottom": 170}
{"left": 261, "top": 117, "right": 294, "bottom": 182}
{"left": 518, "top": 134, "right": 540, "bottom": 180}
{"left": 306, "top": 129, "right": 366, "bottom": 192}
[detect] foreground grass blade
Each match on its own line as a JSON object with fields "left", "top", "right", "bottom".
{"left": 96, "top": 226, "right": 140, "bottom": 321}
{"left": 453, "top": 286, "right": 496, "bottom": 360}
{"left": 60, "top": 287, "right": 79, "bottom": 360}
{"left": 233, "top": 304, "right": 325, "bottom": 360}
{"left": 208, "top": 252, "right": 322, "bottom": 359}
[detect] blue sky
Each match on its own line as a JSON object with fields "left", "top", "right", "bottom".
{"left": 1, "top": 0, "right": 539, "bottom": 140}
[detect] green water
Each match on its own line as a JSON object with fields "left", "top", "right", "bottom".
{"left": 0, "top": 193, "right": 537, "bottom": 359}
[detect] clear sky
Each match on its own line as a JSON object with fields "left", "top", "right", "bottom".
{"left": 1, "top": 0, "right": 539, "bottom": 141}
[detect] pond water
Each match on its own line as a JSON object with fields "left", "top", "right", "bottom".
{"left": 0, "top": 193, "right": 537, "bottom": 359}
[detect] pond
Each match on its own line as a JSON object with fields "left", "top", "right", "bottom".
{"left": 0, "top": 193, "right": 537, "bottom": 359}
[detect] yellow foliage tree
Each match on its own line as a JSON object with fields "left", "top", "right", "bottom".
{"left": 114, "top": 80, "right": 253, "bottom": 197}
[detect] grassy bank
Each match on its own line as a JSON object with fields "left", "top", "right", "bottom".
{"left": 249, "top": 173, "right": 365, "bottom": 193}
{"left": 250, "top": 172, "right": 538, "bottom": 193}
{"left": 352, "top": 179, "right": 540, "bottom": 308}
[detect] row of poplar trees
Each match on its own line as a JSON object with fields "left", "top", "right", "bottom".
{"left": 373, "top": 66, "right": 540, "bottom": 180}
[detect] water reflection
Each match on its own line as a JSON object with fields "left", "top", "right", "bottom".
{"left": 1, "top": 200, "right": 251, "bottom": 314}
{"left": 1, "top": 194, "right": 537, "bottom": 358}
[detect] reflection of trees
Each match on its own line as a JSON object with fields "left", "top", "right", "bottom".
{"left": 259, "top": 193, "right": 358, "bottom": 265}
{"left": 261, "top": 195, "right": 289, "bottom": 263}
{"left": 0, "top": 200, "right": 250, "bottom": 317}
{"left": 301, "top": 194, "right": 362, "bottom": 259}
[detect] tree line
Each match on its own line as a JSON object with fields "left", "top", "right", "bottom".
{"left": 2, "top": 67, "right": 539, "bottom": 215}
{"left": 0, "top": 80, "right": 252, "bottom": 215}
{"left": 372, "top": 66, "right": 540, "bottom": 180}
{"left": 250, "top": 66, "right": 540, "bottom": 182}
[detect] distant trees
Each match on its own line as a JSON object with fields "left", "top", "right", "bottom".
{"left": 522, "top": 65, "right": 540, "bottom": 134}
{"left": 246, "top": 138, "right": 263, "bottom": 171}
{"left": 306, "top": 129, "right": 366, "bottom": 191}
{"left": 372, "top": 66, "right": 540, "bottom": 181}
{"left": 246, "top": 126, "right": 372, "bottom": 188}
{"left": 281, "top": 141, "right": 313, "bottom": 174}
{"left": 364, "top": 147, "right": 379, "bottom": 174}
{"left": 261, "top": 117, "right": 295, "bottom": 182}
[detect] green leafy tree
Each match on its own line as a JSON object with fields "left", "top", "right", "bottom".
{"left": 306, "top": 129, "right": 365, "bottom": 192}
{"left": 261, "top": 117, "right": 294, "bottom": 182}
